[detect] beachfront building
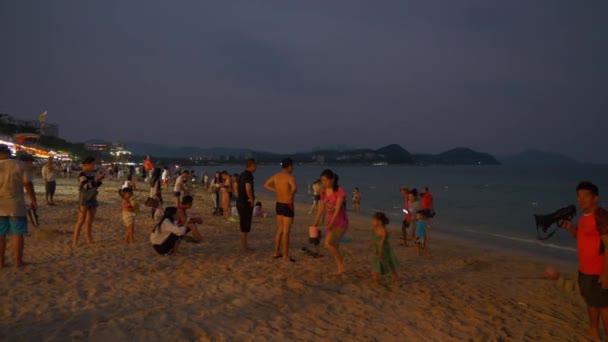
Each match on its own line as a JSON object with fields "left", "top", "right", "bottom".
{"left": 86, "top": 141, "right": 132, "bottom": 159}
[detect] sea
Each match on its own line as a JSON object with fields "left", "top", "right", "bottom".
{"left": 189, "top": 164, "right": 608, "bottom": 263}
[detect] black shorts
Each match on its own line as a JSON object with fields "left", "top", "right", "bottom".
{"left": 173, "top": 191, "right": 181, "bottom": 198}
{"left": 314, "top": 195, "right": 321, "bottom": 201}
{"left": 45, "top": 181, "right": 56, "bottom": 196}
{"left": 153, "top": 233, "right": 181, "bottom": 255}
{"left": 276, "top": 202, "right": 295, "bottom": 218}
{"left": 237, "top": 203, "right": 253, "bottom": 233}
{"left": 579, "top": 272, "right": 608, "bottom": 308}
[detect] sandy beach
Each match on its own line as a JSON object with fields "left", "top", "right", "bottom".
{"left": 0, "top": 176, "right": 592, "bottom": 341}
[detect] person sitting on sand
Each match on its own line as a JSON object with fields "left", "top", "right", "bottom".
{"left": 370, "top": 212, "right": 398, "bottom": 285}
{"left": 150, "top": 207, "right": 189, "bottom": 256}
{"left": 0, "top": 144, "right": 37, "bottom": 268}
{"left": 415, "top": 211, "right": 431, "bottom": 257}
{"left": 177, "top": 195, "right": 203, "bottom": 242}
{"left": 73, "top": 157, "right": 105, "bottom": 247}
{"left": 253, "top": 202, "right": 266, "bottom": 218}
{"left": 264, "top": 158, "right": 298, "bottom": 262}
{"left": 562, "top": 181, "right": 608, "bottom": 340}
{"left": 312, "top": 169, "right": 349, "bottom": 275}
{"left": 121, "top": 187, "right": 137, "bottom": 244}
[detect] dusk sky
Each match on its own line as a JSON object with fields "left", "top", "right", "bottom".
{"left": 1, "top": 1, "right": 606, "bottom": 162}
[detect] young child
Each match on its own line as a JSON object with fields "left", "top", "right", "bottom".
{"left": 253, "top": 201, "right": 266, "bottom": 218}
{"left": 415, "top": 211, "right": 431, "bottom": 257}
{"left": 370, "top": 212, "right": 398, "bottom": 285}
{"left": 121, "top": 188, "right": 138, "bottom": 244}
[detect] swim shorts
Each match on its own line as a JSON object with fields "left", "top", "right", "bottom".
{"left": 314, "top": 195, "right": 321, "bottom": 201}
{"left": 0, "top": 216, "right": 28, "bottom": 235}
{"left": 276, "top": 202, "right": 295, "bottom": 218}
{"left": 579, "top": 272, "right": 608, "bottom": 307}
{"left": 415, "top": 237, "right": 425, "bottom": 246}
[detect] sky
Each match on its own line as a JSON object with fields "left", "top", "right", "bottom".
{"left": 0, "top": 1, "right": 607, "bottom": 162}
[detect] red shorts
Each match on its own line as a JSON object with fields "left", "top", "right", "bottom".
{"left": 163, "top": 179, "right": 169, "bottom": 185}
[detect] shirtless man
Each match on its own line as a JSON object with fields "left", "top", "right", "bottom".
{"left": 264, "top": 158, "right": 297, "bottom": 262}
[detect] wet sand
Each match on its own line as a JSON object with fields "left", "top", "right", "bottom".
{"left": 0, "top": 176, "right": 590, "bottom": 341}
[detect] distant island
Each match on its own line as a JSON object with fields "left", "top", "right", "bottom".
{"left": 127, "top": 142, "right": 501, "bottom": 166}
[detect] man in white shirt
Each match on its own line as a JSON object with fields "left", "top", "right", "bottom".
{"left": 0, "top": 145, "right": 37, "bottom": 268}
{"left": 41, "top": 156, "right": 57, "bottom": 206}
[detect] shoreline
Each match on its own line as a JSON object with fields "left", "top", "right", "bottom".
{"left": 0, "top": 176, "right": 587, "bottom": 340}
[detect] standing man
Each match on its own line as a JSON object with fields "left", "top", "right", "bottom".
{"left": 309, "top": 179, "right": 321, "bottom": 214}
{"left": 562, "top": 181, "right": 608, "bottom": 340}
{"left": 264, "top": 158, "right": 298, "bottom": 262}
{"left": 0, "top": 145, "right": 37, "bottom": 268}
{"left": 237, "top": 159, "right": 257, "bottom": 252}
{"left": 161, "top": 166, "right": 170, "bottom": 189}
{"left": 173, "top": 170, "right": 190, "bottom": 207}
{"left": 42, "top": 156, "right": 58, "bottom": 206}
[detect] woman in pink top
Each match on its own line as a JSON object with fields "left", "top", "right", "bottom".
{"left": 312, "top": 169, "right": 349, "bottom": 275}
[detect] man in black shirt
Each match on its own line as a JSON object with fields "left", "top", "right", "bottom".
{"left": 237, "top": 159, "right": 257, "bottom": 252}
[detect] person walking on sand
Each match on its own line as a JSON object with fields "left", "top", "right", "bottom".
{"left": 352, "top": 187, "right": 362, "bottom": 215}
{"left": 0, "top": 145, "right": 37, "bottom": 268}
{"left": 149, "top": 167, "right": 163, "bottom": 218}
{"left": 562, "top": 181, "right": 608, "bottom": 340}
{"left": 370, "top": 212, "right": 398, "bottom": 285}
{"left": 312, "top": 169, "right": 349, "bottom": 275}
{"left": 236, "top": 159, "right": 257, "bottom": 252}
{"left": 264, "top": 158, "right": 298, "bottom": 262}
{"left": 310, "top": 179, "right": 321, "bottom": 215}
{"left": 73, "top": 156, "right": 104, "bottom": 247}
{"left": 221, "top": 171, "right": 232, "bottom": 219}
{"left": 41, "top": 156, "right": 58, "bottom": 206}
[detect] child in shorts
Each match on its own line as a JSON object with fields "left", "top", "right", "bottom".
{"left": 121, "top": 188, "right": 137, "bottom": 244}
{"left": 415, "top": 211, "right": 431, "bottom": 257}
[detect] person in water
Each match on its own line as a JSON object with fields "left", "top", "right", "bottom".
{"left": 312, "top": 169, "right": 349, "bottom": 275}
{"left": 562, "top": 181, "right": 608, "bottom": 340}
{"left": 264, "top": 158, "right": 298, "bottom": 262}
{"left": 370, "top": 212, "right": 398, "bottom": 285}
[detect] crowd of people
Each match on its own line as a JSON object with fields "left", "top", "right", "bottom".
{"left": 1, "top": 146, "right": 439, "bottom": 282}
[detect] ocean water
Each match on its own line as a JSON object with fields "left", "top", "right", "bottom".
{"left": 191, "top": 164, "right": 608, "bottom": 260}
